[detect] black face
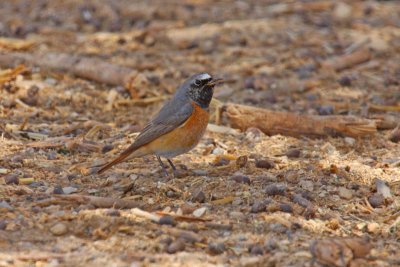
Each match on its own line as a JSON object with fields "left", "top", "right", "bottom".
{"left": 186, "top": 73, "right": 215, "bottom": 109}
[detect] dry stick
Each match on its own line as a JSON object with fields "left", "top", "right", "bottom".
{"left": 224, "top": 103, "right": 376, "bottom": 138}
{"left": 0, "top": 52, "right": 138, "bottom": 88}
{"left": 321, "top": 49, "right": 371, "bottom": 71}
{"left": 54, "top": 194, "right": 144, "bottom": 209}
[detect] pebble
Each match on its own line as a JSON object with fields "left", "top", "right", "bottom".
{"left": 0, "top": 201, "right": 13, "bottom": 210}
{"left": 208, "top": 242, "right": 226, "bottom": 255}
{"left": 167, "top": 240, "right": 185, "bottom": 254}
{"left": 389, "top": 128, "right": 400, "bottom": 143}
{"left": 102, "top": 144, "right": 114, "bottom": 153}
{"left": 229, "top": 211, "right": 245, "bottom": 220}
{"left": 367, "top": 222, "right": 380, "bottom": 234}
{"left": 191, "top": 189, "right": 206, "bottom": 203}
{"left": 4, "top": 174, "right": 19, "bottom": 185}
{"left": 368, "top": 194, "right": 384, "bottom": 208}
{"left": 344, "top": 137, "right": 356, "bottom": 146}
{"left": 62, "top": 187, "right": 78, "bottom": 195}
{"left": 279, "top": 203, "right": 293, "bottom": 213}
{"left": 299, "top": 180, "right": 314, "bottom": 192}
{"left": 46, "top": 151, "right": 57, "bottom": 160}
{"left": 265, "top": 184, "right": 286, "bottom": 196}
{"left": 333, "top": 2, "right": 352, "bottom": 21}
{"left": 231, "top": 174, "right": 251, "bottom": 185}
{"left": 105, "top": 209, "right": 121, "bottom": 217}
{"left": 193, "top": 207, "right": 207, "bottom": 218}
{"left": 159, "top": 216, "right": 176, "bottom": 226}
{"left": 50, "top": 222, "right": 68, "bottom": 236}
{"left": 338, "top": 187, "right": 353, "bottom": 200}
{"left": 212, "top": 147, "right": 225, "bottom": 155}
{"left": 317, "top": 105, "right": 334, "bottom": 115}
{"left": 338, "top": 75, "right": 352, "bottom": 87}
{"left": 53, "top": 185, "right": 64, "bottom": 195}
{"left": 249, "top": 244, "right": 264, "bottom": 255}
{"left": 286, "top": 149, "right": 301, "bottom": 158}
{"left": 251, "top": 201, "right": 266, "bottom": 213}
{"left": 255, "top": 158, "right": 275, "bottom": 169}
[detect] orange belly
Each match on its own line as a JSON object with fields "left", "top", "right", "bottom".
{"left": 134, "top": 102, "right": 209, "bottom": 158}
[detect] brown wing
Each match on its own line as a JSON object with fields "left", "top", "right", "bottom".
{"left": 97, "top": 99, "right": 193, "bottom": 174}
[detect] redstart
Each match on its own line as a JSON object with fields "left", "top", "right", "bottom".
{"left": 97, "top": 73, "right": 222, "bottom": 176}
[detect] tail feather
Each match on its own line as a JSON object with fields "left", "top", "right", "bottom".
{"left": 97, "top": 150, "right": 133, "bottom": 174}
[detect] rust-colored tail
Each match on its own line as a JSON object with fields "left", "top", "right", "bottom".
{"left": 97, "top": 149, "right": 134, "bottom": 174}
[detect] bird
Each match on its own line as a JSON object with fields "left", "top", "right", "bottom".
{"left": 97, "top": 73, "right": 223, "bottom": 176}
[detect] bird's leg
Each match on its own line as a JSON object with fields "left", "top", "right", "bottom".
{"left": 167, "top": 158, "right": 179, "bottom": 177}
{"left": 156, "top": 156, "right": 168, "bottom": 177}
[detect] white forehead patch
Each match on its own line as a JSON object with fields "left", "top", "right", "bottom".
{"left": 197, "top": 73, "right": 212, "bottom": 81}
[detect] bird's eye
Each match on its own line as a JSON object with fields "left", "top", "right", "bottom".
{"left": 194, "top": 79, "right": 201, "bottom": 86}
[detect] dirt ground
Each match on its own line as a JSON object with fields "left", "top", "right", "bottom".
{"left": 0, "top": 0, "right": 399, "bottom": 266}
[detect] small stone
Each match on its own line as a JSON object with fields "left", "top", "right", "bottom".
{"left": 279, "top": 203, "right": 293, "bottom": 213}
{"left": 389, "top": 128, "right": 400, "bottom": 143}
{"left": 255, "top": 158, "right": 275, "bottom": 169}
{"left": 317, "top": 105, "right": 334, "bottom": 115}
{"left": 368, "top": 194, "right": 385, "bottom": 208}
{"left": 62, "top": 187, "right": 78, "bottom": 195}
{"left": 236, "top": 155, "right": 248, "bottom": 168}
{"left": 4, "top": 174, "right": 19, "bottom": 185}
{"left": 265, "top": 184, "right": 286, "bottom": 196}
{"left": 0, "top": 201, "right": 13, "bottom": 210}
{"left": 367, "top": 222, "right": 380, "bottom": 234}
{"left": 286, "top": 149, "right": 301, "bottom": 158}
{"left": 0, "top": 220, "right": 7, "bottom": 230}
{"left": 193, "top": 207, "right": 207, "bottom": 218}
{"left": 212, "top": 157, "right": 230, "bottom": 167}
{"left": 208, "top": 242, "right": 225, "bottom": 255}
{"left": 338, "top": 187, "right": 353, "bottom": 200}
{"left": 53, "top": 185, "right": 64, "bottom": 195}
{"left": 299, "top": 180, "right": 314, "bottom": 192}
{"left": 333, "top": 2, "right": 352, "bottom": 21}
{"left": 251, "top": 201, "right": 266, "bottom": 213}
{"left": 159, "top": 216, "right": 176, "bottom": 226}
{"left": 50, "top": 222, "right": 68, "bottom": 236}
{"left": 167, "top": 240, "right": 185, "bottom": 254}
{"left": 249, "top": 244, "right": 264, "bottom": 255}
{"left": 46, "top": 151, "right": 57, "bottom": 160}
{"left": 212, "top": 147, "right": 225, "bottom": 155}
{"left": 338, "top": 75, "right": 352, "bottom": 87}
{"left": 231, "top": 174, "right": 251, "bottom": 185}
{"left": 344, "top": 137, "right": 356, "bottom": 146}
{"left": 191, "top": 189, "right": 206, "bottom": 203}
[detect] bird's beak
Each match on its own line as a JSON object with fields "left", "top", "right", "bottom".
{"left": 207, "top": 78, "right": 224, "bottom": 87}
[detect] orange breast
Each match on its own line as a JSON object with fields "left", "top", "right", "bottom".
{"left": 136, "top": 102, "right": 209, "bottom": 158}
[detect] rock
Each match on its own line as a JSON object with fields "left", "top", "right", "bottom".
{"left": 389, "top": 128, "right": 400, "bottom": 143}
{"left": 53, "top": 185, "right": 64, "bottom": 195}
{"left": 251, "top": 201, "right": 266, "bottom": 213}
{"left": 191, "top": 189, "right": 206, "bottom": 203}
{"left": 255, "top": 158, "right": 275, "bottom": 169}
{"left": 299, "top": 180, "right": 314, "bottom": 192}
{"left": 104, "top": 209, "right": 120, "bottom": 217}
{"left": 212, "top": 147, "right": 225, "bottom": 155}
{"left": 286, "top": 149, "right": 301, "bottom": 158}
{"left": 167, "top": 240, "right": 185, "bottom": 254}
{"left": 338, "top": 187, "right": 353, "bottom": 200}
{"left": 249, "top": 244, "right": 264, "bottom": 255}
{"left": 50, "top": 222, "right": 68, "bottom": 236}
{"left": 208, "top": 242, "right": 225, "bottom": 255}
{"left": 0, "top": 201, "right": 13, "bottom": 210}
{"left": 375, "top": 179, "right": 392, "bottom": 199}
{"left": 338, "top": 75, "right": 352, "bottom": 87}
{"left": 344, "top": 137, "right": 356, "bottom": 146}
{"left": 62, "top": 186, "right": 78, "bottom": 195}
{"left": 231, "top": 174, "right": 251, "bottom": 184}
{"left": 366, "top": 222, "right": 380, "bottom": 234}
{"left": 4, "top": 174, "right": 19, "bottom": 185}
{"left": 193, "top": 207, "right": 207, "bottom": 218}
{"left": 159, "top": 216, "right": 176, "bottom": 226}
{"left": 265, "top": 184, "right": 286, "bottom": 196}
{"left": 279, "top": 203, "right": 293, "bottom": 213}
{"left": 317, "top": 105, "right": 334, "bottom": 115}
{"left": 368, "top": 194, "right": 385, "bottom": 208}
{"left": 333, "top": 2, "right": 352, "bottom": 21}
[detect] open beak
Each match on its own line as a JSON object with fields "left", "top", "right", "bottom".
{"left": 207, "top": 78, "right": 224, "bottom": 87}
